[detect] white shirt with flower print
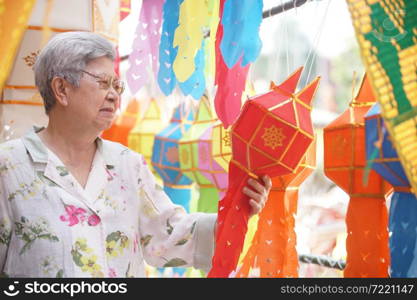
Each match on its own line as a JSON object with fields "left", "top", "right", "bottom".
{"left": 0, "top": 127, "right": 216, "bottom": 277}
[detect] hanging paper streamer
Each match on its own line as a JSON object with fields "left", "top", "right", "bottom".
{"left": 345, "top": 0, "right": 417, "bottom": 197}
{"left": 365, "top": 103, "right": 417, "bottom": 278}
{"left": 204, "top": 0, "right": 220, "bottom": 82}
{"left": 101, "top": 99, "right": 140, "bottom": 146}
{"left": 128, "top": 99, "right": 166, "bottom": 174}
{"left": 93, "top": 0, "right": 119, "bottom": 44}
{"left": 220, "top": 0, "right": 263, "bottom": 68}
{"left": 173, "top": 0, "right": 210, "bottom": 82}
{"left": 157, "top": 0, "right": 182, "bottom": 96}
{"left": 178, "top": 95, "right": 219, "bottom": 213}
{"left": 177, "top": 45, "right": 206, "bottom": 100}
{"left": 120, "top": 0, "right": 131, "bottom": 22}
{"left": 126, "top": 0, "right": 164, "bottom": 94}
{"left": 214, "top": 0, "right": 250, "bottom": 129}
{"left": 237, "top": 140, "right": 316, "bottom": 278}
{"left": 40, "top": 0, "right": 54, "bottom": 47}
{"left": 151, "top": 102, "right": 195, "bottom": 212}
{"left": 0, "top": 0, "right": 36, "bottom": 91}
{"left": 324, "top": 74, "right": 392, "bottom": 278}
{"left": 208, "top": 68, "right": 320, "bottom": 277}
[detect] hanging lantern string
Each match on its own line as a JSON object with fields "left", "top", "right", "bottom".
{"left": 119, "top": 0, "right": 317, "bottom": 62}
{"left": 299, "top": 253, "right": 346, "bottom": 270}
{"left": 304, "top": 0, "right": 331, "bottom": 86}
{"left": 271, "top": 0, "right": 285, "bottom": 82}
{"left": 301, "top": 0, "right": 321, "bottom": 86}
{"left": 285, "top": 0, "right": 291, "bottom": 76}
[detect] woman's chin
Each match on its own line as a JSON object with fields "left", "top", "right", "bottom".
{"left": 95, "top": 119, "right": 114, "bottom": 132}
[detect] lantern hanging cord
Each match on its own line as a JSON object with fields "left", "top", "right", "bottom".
{"left": 285, "top": 0, "right": 291, "bottom": 76}
{"left": 299, "top": 253, "right": 346, "bottom": 270}
{"left": 304, "top": 0, "right": 331, "bottom": 86}
{"left": 271, "top": 0, "right": 285, "bottom": 82}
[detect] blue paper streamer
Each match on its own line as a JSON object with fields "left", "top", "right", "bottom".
{"left": 365, "top": 103, "right": 417, "bottom": 278}
{"left": 157, "top": 0, "right": 183, "bottom": 95}
{"left": 220, "top": 0, "right": 263, "bottom": 68}
{"left": 389, "top": 192, "right": 417, "bottom": 277}
{"left": 178, "top": 41, "right": 206, "bottom": 99}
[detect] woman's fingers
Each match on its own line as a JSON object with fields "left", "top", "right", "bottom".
{"left": 249, "top": 199, "right": 263, "bottom": 214}
{"left": 247, "top": 178, "right": 266, "bottom": 195}
{"left": 243, "top": 175, "right": 272, "bottom": 216}
{"left": 243, "top": 186, "right": 263, "bottom": 202}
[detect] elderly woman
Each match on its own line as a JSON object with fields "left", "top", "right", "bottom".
{"left": 0, "top": 31, "right": 271, "bottom": 278}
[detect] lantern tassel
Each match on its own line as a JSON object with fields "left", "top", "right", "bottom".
{"left": 208, "top": 162, "right": 254, "bottom": 277}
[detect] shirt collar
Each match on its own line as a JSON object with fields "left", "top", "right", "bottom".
{"left": 21, "top": 126, "right": 117, "bottom": 166}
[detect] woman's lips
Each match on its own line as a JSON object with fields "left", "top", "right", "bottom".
{"left": 100, "top": 107, "right": 114, "bottom": 112}
{"left": 99, "top": 108, "right": 115, "bottom": 118}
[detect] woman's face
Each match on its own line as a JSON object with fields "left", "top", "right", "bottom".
{"left": 67, "top": 56, "right": 121, "bottom": 132}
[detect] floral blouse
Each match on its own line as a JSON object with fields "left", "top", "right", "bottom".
{"left": 0, "top": 127, "right": 216, "bottom": 277}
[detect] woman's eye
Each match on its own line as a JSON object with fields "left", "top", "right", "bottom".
{"left": 97, "top": 80, "right": 110, "bottom": 88}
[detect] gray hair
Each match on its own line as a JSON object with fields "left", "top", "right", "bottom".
{"left": 34, "top": 31, "right": 116, "bottom": 114}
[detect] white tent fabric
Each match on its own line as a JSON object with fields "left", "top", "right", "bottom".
{"left": 0, "top": 0, "right": 119, "bottom": 142}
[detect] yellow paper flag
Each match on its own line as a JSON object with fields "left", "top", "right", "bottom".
{"left": 0, "top": 0, "right": 36, "bottom": 91}
{"left": 173, "top": 0, "right": 210, "bottom": 82}
{"left": 204, "top": 0, "right": 220, "bottom": 82}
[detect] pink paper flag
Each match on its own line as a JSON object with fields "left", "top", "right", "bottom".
{"left": 126, "top": 0, "right": 164, "bottom": 94}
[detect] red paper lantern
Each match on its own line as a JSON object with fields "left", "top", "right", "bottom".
{"left": 208, "top": 67, "right": 320, "bottom": 277}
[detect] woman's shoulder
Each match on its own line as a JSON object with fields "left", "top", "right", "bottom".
{"left": 0, "top": 138, "right": 26, "bottom": 160}
{"left": 100, "top": 138, "right": 143, "bottom": 162}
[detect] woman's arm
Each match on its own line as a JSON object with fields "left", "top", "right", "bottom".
{"left": 133, "top": 153, "right": 216, "bottom": 272}
{"left": 0, "top": 151, "right": 13, "bottom": 276}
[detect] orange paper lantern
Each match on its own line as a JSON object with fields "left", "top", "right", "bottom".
{"left": 101, "top": 98, "right": 140, "bottom": 146}
{"left": 323, "top": 74, "right": 392, "bottom": 277}
{"left": 237, "top": 140, "right": 316, "bottom": 277}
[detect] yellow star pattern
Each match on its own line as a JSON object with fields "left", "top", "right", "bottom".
{"left": 262, "top": 125, "right": 285, "bottom": 150}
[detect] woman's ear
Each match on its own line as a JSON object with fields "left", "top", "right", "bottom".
{"left": 51, "top": 77, "right": 69, "bottom": 106}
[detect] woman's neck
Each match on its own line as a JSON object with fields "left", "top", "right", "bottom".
{"left": 38, "top": 119, "right": 98, "bottom": 167}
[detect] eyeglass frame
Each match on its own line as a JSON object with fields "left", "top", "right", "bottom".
{"left": 81, "top": 70, "right": 125, "bottom": 95}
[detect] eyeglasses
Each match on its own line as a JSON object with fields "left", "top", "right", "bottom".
{"left": 81, "top": 70, "right": 125, "bottom": 95}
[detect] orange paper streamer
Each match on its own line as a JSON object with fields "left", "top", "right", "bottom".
{"left": 237, "top": 141, "right": 316, "bottom": 277}
{"left": 323, "top": 74, "right": 392, "bottom": 277}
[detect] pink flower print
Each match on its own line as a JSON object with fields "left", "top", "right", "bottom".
{"left": 60, "top": 205, "right": 87, "bottom": 226}
{"left": 142, "top": 157, "right": 147, "bottom": 165}
{"left": 87, "top": 214, "right": 101, "bottom": 226}
{"left": 108, "top": 268, "right": 117, "bottom": 278}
